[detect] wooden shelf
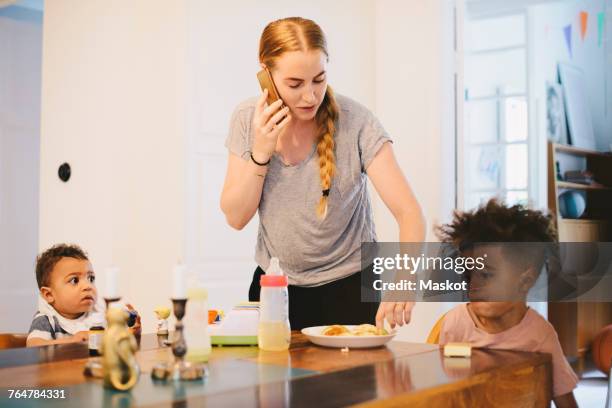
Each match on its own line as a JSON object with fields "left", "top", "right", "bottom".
{"left": 556, "top": 181, "right": 612, "bottom": 191}
{"left": 553, "top": 143, "right": 612, "bottom": 158}
{"left": 547, "top": 141, "right": 612, "bottom": 371}
{"left": 557, "top": 218, "right": 608, "bottom": 224}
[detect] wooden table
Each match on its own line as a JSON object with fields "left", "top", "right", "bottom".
{"left": 0, "top": 332, "right": 552, "bottom": 407}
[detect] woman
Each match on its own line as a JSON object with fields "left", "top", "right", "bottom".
{"left": 221, "top": 17, "right": 425, "bottom": 330}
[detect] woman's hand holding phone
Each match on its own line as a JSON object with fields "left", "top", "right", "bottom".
{"left": 251, "top": 89, "right": 291, "bottom": 164}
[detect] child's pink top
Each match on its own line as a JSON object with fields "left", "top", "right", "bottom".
{"left": 440, "top": 303, "right": 578, "bottom": 397}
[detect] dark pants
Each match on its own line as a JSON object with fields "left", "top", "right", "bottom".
{"left": 249, "top": 266, "right": 379, "bottom": 330}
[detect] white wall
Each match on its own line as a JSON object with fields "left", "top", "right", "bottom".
{"left": 530, "top": 0, "right": 612, "bottom": 150}
{"left": 528, "top": 0, "right": 611, "bottom": 210}
{"left": 187, "top": 0, "right": 457, "bottom": 341}
{"left": 374, "top": 0, "right": 458, "bottom": 341}
{"left": 467, "top": 0, "right": 564, "bottom": 18}
{"left": 39, "top": 0, "right": 377, "bottom": 333}
{"left": 183, "top": 0, "right": 379, "bottom": 319}
{"left": 40, "top": 0, "right": 188, "bottom": 333}
{"left": 187, "top": 0, "right": 376, "bottom": 137}
{"left": 37, "top": 0, "right": 457, "bottom": 338}
{"left": 0, "top": 5, "right": 42, "bottom": 332}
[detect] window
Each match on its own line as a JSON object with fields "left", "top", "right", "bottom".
{"left": 462, "top": 13, "right": 530, "bottom": 210}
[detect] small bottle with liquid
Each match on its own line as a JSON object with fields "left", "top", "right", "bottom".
{"left": 258, "top": 258, "right": 290, "bottom": 351}
{"left": 88, "top": 314, "right": 105, "bottom": 356}
{"left": 184, "top": 287, "right": 212, "bottom": 363}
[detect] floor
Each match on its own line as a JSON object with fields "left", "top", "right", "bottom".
{"left": 573, "top": 359, "right": 609, "bottom": 408}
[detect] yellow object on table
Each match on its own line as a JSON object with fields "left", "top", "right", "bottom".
{"left": 443, "top": 342, "right": 472, "bottom": 358}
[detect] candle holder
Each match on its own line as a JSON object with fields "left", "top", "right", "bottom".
{"left": 151, "top": 298, "right": 207, "bottom": 381}
{"left": 104, "top": 297, "right": 122, "bottom": 310}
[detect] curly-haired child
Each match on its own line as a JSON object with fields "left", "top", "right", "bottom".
{"left": 436, "top": 199, "right": 578, "bottom": 408}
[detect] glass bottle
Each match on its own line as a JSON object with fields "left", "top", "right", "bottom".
{"left": 88, "top": 313, "right": 105, "bottom": 357}
{"left": 184, "top": 287, "right": 212, "bottom": 362}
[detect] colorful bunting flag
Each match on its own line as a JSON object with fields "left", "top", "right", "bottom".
{"left": 563, "top": 24, "right": 572, "bottom": 58}
{"left": 579, "top": 11, "right": 588, "bottom": 41}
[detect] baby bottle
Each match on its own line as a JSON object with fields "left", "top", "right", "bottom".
{"left": 185, "top": 287, "right": 212, "bottom": 363}
{"left": 258, "top": 257, "right": 290, "bottom": 351}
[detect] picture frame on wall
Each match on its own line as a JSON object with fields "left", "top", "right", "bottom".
{"left": 558, "top": 63, "right": 596, "bottom": 150}
{"left": 546, "top": 81, "right": 568, "bottom": 145}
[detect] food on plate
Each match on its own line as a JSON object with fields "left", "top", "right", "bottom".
{"left": 352, "top": 324, "right": 388, "bottom": 336}
{"left": 322, "top": 325, "right": 351, "bottom": 336}
{"left": 322, "top": 324, "right": 389, "bottom": 336}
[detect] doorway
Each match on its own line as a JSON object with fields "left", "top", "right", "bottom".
{"left": 0, "top": 0, "right": 43, "bottom": 332}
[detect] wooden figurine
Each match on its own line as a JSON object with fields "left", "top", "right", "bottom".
{"left": 154, "top": 306, "right": 171, "bottom": 335}
{"left": 102, "top": 307, "right": 140, "bottom": 390}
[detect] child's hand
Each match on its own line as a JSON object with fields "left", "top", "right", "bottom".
{"left": 125, "top": 304, "right": 142, "bottom": 336}
{"left": 27, "top": 331, "right": 89, "bottom": 347}
{"left": 376, "top": 302, "right": 414, "bottom": 329}
{"left": 72, "top": 331, "right": 90, "bottom": 343}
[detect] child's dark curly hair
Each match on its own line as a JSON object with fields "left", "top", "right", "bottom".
{"left": 436, "top": 198, "right": 557, "bottom": 248}
{"left": 36, "top": 244, "right": 89, "bottom": 288}
{"left": 436, "top": 199, "right": 558, "bottom": 273}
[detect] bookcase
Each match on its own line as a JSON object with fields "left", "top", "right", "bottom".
{"left": 547, "top": 141, "right": 612, "bottom": 373}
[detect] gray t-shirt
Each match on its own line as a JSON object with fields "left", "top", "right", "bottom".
{"left": 225, "top": 93, "right": 392, "bottom": 286}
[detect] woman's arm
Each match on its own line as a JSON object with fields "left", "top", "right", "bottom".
{"left": 366, "top": 142, "right": 426, "bottom": 242}
{"left": 220, "top": 153, "right": 269, "bottom": 230}
{"left": 367, "top": 142, "right": 426, "bottom": 328}
{"left": 220, "top": 91, "right": 290, "bottom": 230}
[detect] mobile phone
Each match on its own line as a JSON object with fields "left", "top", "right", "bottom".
{"left": 257, "top": 68, "right": 283, "bottom": 106}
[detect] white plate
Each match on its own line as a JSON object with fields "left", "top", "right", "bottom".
{"left": 301, "top": 325, "right": 396, "bottom": 348}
